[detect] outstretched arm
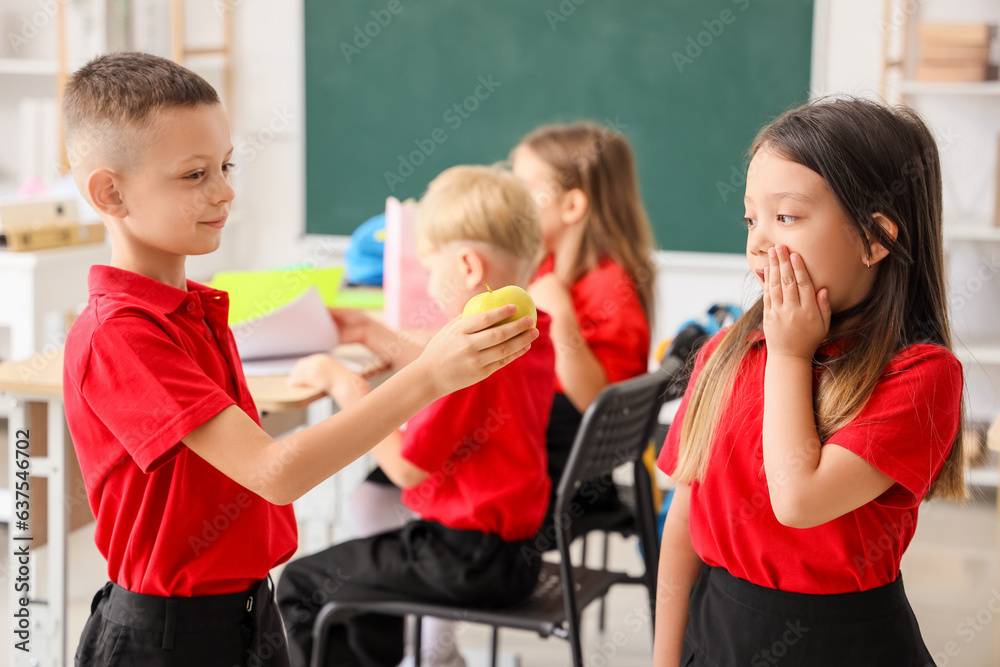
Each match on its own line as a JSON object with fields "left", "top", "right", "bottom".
{"left": 330, "top": 308, "right": 429, "bottom": 369}
{"left": 184, "top": 306, "right": 534, "bottom": 505}
{"left": 286, "top": 353, "right": 429, "bottom": 488}
{"left": 761, "top": 245, "right": 894, "bottom": 528}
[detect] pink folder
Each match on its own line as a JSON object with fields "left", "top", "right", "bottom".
{"left": 382, "top": 196, "right": 450, "bottom": 331}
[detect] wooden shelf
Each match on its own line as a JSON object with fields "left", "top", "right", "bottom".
{"left": 898, "top": 80, "right": 1000, "bottom": 97}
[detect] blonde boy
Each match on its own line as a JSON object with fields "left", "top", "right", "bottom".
{"left": 61, "top": 53, "right": 535, "bottom": 667}
{"left": 277, "top": 166, "right": 556, "bottom": 667}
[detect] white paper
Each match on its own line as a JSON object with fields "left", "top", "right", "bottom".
{"left": 231, "top": 286, "right": 339, "bottom": 364}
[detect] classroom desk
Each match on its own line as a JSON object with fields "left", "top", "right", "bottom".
{"left": 0, "top": 344, "right": 385, "bottom": 667}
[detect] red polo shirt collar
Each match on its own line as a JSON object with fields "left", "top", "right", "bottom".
{"left": 88, "top": 265, "right": 231, "bottom": 323}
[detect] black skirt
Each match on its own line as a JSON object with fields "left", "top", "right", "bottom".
{"left": 681, "top": 565, "right": 934, "bottom": 667}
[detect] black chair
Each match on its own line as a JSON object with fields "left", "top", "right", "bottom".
{"left": 567, "top": 322, "right": 708, "bottom": 631}
{"left": 309, "top": 369, "right": 675, "bottom": 667}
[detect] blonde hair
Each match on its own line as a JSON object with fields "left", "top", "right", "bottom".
{"left": 63, "top": 52, "right": 219, "bottom": 171}
{"left": 674, "top": 98, "right": 966, "bottom": 503}
{"left": 516, "top": 122, "right": 656, "bottom": 324}
{"left": 417, "top": 165, "right": 541, "bottom": 262}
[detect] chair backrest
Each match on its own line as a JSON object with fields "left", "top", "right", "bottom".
{"left": 552, "top": 369, "right": 672, "bottom": 559}
{"left": 548, "top": 369, "right": 674, "bottom": 630}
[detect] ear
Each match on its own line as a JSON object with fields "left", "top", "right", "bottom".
{"left": 455, "top": 245, "right": 487, "bottom": 289}
{"left": 865, "top": 213, "right": 899, "bottom": 266}
{"left": 558, "top": 187, "right": 589, "bottom": 226}
{"left": 86, "top": 168, "right": 128, "bottom": 219}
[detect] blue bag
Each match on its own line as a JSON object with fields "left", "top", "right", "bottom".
{"left": 344, "top": 213, "right": 386, "bottom": 286}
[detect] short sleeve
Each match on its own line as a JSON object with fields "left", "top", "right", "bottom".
{"left": 656, "top": 331, "right": 726, "bottom": 477}
{"left": 577, "top": 279, "right": 650, "bottom": 384}
{"left": 77, "top": 316, "right": 236, "bottom": 472}
{"left": 826, "top": 345, "right": 962, "bottom": 507}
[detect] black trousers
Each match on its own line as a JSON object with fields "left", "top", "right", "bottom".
{"left": 276, "top": 519, "right": 540, "bottom": 667}
{"left": 681, "top": 565, "right": 935, "bottom": 666}
{"left": 541, "top": 394, "right": 623, "bottom": 521}
{"left": 75, "top": 577, "right": 289, "bottom": 667}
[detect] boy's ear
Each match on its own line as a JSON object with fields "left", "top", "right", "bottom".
{"left": 559, "top": 187, "right": 589, "bottom": 226}
{"left": 866, "top": 213, "right": 899, "bottom": 265}
{"left": 456, "top": 245, "right": 487, "bottom": 289}
{"left": 86, "top": 168, "right": 128, "bottom": 219}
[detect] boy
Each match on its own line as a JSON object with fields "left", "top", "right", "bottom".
{"left": 60, "top": 53, "right": 536, "bottom": 667}
{"left": 277, "top": 165, "right": 556, "bottom": 667}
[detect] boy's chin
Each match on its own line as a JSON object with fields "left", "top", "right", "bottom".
{"left": 188, "top": 239, "right": 224, "bottom": 256}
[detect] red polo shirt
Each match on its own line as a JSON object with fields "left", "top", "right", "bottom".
{"left": 401, "top": 313, "right": 556, "bottom": 541}
{"left": 535, "top": 255, "right": 650, "bottom": 391}
{"left": 63, "top": 266, "right": 297, "bottom": 597}
{"left": 658, "top": 330, "right": 962, "bottom": 594}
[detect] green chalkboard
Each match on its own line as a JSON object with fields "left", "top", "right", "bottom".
{"left": 304, "top": 0, "right": 813, "bottom": 254}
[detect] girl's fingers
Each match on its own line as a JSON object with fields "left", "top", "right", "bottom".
{"left": 768, "top": 248, "right": 783, "bottom": 306}
{"left": 817, "top": 288, "right": 832, "bottom": 328}
{"left": 788, "top": 252, "right": 815, "bottom": 304}
{"left": 762, "top": 266, "right": 772, "bottom": 310}
{"left": 775, "top": 245, "right": 799, "bottom": 306}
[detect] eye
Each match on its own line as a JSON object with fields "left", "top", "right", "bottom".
{"left": 223, "top": 162, "right": 235, "bottom": 173}
{"left": 777, "top": 214, "right": 797, "bottom": 224}
{"left": 185, "top": 171, "right": 204, "bottom": 180}
{"left": 742, "top": 217, "right": 756, "bottom": 229}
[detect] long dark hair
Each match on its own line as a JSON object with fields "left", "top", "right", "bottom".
{"left": 674, "top": 97, "right": 965, "bottom": 501}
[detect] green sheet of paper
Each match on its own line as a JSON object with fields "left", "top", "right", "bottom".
{"left": 211, "top": 267, "right": 346, "bottom": 325}
{"left": 330, "top": 287, "right": 383, "bottom": 310}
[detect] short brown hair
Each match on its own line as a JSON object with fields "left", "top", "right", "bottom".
{"left": 417, "top": 165, "right": 541, "bottom": 263}
{"left": 63, "top": 52, "right": 219, "bottom": 171}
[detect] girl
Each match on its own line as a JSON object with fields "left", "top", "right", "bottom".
{"left": 653, "top": 97, "right": 965, "bottom": 666}
{"left": 511, "top": 122, "right": 657, "bottom": 521}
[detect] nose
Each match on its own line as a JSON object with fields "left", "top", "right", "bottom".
{"left": 746, "top": 219, "right": 772, "bottom": 257}
{"left": 203, "top": 168, "right": 235, "bottom": 208}
{"left": 214, "top": 171, "right": 236, "bottom": 206}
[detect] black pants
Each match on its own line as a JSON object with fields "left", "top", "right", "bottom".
{"left": 276, "top": 519, "right": 540, "bottom": 667}
{"left": 681, "top": 565, "right": 935, "bottom": 666}
{"left": 75, "top": 577, "right": 289, "bottom": 667}
{"left": 542, "top": 394, "right": 623, "bottom": 521}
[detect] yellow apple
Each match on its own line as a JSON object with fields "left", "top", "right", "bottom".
{"left": 462, "top": 283, "right": 537, "bottom": 328}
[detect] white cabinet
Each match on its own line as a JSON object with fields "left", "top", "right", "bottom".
{"left": 882, "top": 0, "right": 1000, "bottom": 486}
